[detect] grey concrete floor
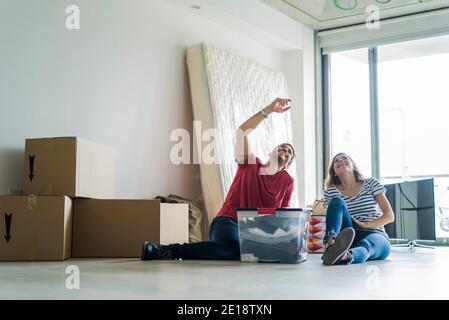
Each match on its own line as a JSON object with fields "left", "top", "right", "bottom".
{"left": 1, "top": 247, "right": 448, "bottom": 299}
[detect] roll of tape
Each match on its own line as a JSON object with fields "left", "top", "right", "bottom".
{"left": 28, "top": 194, "right": 38, "bottom": 211}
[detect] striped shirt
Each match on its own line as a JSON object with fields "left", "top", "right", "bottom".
{"left": 324, "top": 178, "right": 388, "bottom": 236}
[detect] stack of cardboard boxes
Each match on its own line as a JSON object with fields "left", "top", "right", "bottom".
{"left": 0, "top": 137, "right": 189, "bottom": 261}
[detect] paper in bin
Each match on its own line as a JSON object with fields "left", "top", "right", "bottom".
{"left": 309, "top": 230, "right": 325, "bottom": 238}
{"left": 309, "top": 224, "right": 326, "bottom": 234}
{"left": 243, "top": 226, "right": 299, "bottom": 244}
{"left": 308, "top": 242, "right": 325, "bottom": 253}
{"left": 309, "top": 221, "right": 325, "bottom": 229}
{"left": 308, "top": 236, "right": 325, "bottom": 252}
{"left": 310, "top": 215, "right": 325, "bottom": 223}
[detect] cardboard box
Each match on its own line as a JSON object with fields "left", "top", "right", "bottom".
{"left": 0, "top": 195, "right": 72, "bottom": 261}
{"left": 72, "top": 199, "right": 189, "bottom": 258}
{"left": 23, "top": 137, "right": 116, "bottom": 198}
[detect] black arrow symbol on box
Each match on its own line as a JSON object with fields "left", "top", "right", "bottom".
{"left": 4, "top": 213, "right": 12, "bottom": 243}
{"left": 28, "top": 154, "right": 35, "bottom": 181}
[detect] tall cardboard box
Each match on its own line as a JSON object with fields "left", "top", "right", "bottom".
{"left": 73, "top": 199, "right": 189, "bottom": 258}
{"left": 23, "top": 137, "right": 116, "bottom": 198}
{"left": 0, "top": 195, "right": 72, "bottom": 261}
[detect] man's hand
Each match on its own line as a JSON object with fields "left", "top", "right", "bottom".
{"left": 264, "top": 98, "right": 291, "bottom": 115}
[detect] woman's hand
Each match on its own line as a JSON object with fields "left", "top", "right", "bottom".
{"left": 351, "top": 216, "right": 372, "bottom": 229}
{"left": 265, "top": 98, "right": 291, "bottom": 114}
{"left": 350, "top": 194, "right": 395, "bottom": 230}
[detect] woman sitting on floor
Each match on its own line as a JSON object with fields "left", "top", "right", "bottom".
{"left": 321, "top": 153, "right": 395, "bottom": 266}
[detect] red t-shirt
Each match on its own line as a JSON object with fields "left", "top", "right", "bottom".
{"left": 216, "top": 153, "right": 295, "bottom": 221}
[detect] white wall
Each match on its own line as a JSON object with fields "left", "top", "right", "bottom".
{"left": 282, "top": 28, "right": 317, "bottom": 208}
{"left": 0, "top": 0, "right": 314, "bottom": 228}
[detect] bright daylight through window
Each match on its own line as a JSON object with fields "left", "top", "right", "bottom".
{"left": 328, "top": 34, "right": 449, "bottom": 240}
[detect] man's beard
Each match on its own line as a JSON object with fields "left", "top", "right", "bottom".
{"left": 277, "top": 155, "right": 287, "bottom": 166}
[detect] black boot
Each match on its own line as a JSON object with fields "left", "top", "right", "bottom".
{"left": 141, "top": 241, "right": 174, "bottom": 260}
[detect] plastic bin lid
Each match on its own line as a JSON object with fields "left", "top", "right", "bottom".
{"left": 236, "top": 208, "right": 312, "bottom": 215}
{"left": 235, "top": 208, "right": 311, "bottom": 211}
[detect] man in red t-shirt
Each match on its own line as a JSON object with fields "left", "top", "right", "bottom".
{"left": 142, "top": 97, "right": 296, "bottom": 260}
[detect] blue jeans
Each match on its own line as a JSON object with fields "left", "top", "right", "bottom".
{"left": 325, "top": 197, "right": 391, "bottom": 264}
{"left": 169, "top": 216, "right": 240, "bottom": 260}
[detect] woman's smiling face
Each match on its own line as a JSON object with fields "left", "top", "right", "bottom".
{"left": 333, "top": 153, "right": 354, "bottom": 176}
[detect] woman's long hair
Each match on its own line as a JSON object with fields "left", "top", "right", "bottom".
{"left": 324, "top": 153, "right": 365, "bottom": 188}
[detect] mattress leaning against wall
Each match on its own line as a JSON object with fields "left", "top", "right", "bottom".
{"left": 186, "top": 43, "right": 299, "bottom": 229}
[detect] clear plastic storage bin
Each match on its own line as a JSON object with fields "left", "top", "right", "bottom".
{"left": 236, "top": 208, "right": 311, "bottom": 263}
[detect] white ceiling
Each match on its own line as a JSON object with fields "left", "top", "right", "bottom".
{"left": 259, "top": 0, "right": 449, "bottom": 30}
{"left": 166, "top": 0, "right": 305, "bottom": 51}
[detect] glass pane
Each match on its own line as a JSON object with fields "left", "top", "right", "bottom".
{"left": 378, "top": 36, "right": 449, "bottom": 179}
{"left": 329, "top": 49, "right": 372, "bottom": 176}
{"left": 378, "top": 34, "right": 449, "bottom": 240}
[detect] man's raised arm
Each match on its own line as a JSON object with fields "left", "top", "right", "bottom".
{"left": 234, "top": 98, "right": 291, "bottom": 162}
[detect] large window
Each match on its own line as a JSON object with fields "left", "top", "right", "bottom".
{"left": 378, "top": 37, "right": 449, "bottom": 239}
{"left": 378, "top": 38, "right": 449, "bottom": 181}
{"left": 329, "top": 49, "right": 371, "bottom": 176}
{"left": 326, "top": 34, "right": 449, "bottom": 240}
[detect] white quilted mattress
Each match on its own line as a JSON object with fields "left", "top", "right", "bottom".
{"left": 186, "top": 44, "right": 299, "bottom": 224}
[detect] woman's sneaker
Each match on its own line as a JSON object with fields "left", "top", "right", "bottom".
{"left": 322, "top": 227, "right": 355, "bottom": 266}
